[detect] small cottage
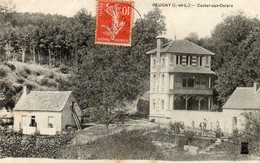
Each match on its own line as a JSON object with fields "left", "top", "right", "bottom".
{"left": 222, "top": 82, "right": 260, "bottom": 133}
{"left": 13, "top": 86, "right": 82, "bottom": 135}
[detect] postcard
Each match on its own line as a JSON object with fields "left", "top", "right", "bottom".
{"left": 0, "top": 0, "right": 260, "bottom": 162}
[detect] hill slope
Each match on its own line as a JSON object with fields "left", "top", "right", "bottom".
{"left": 0, "top": 61, "right": 69, "bottom": 109}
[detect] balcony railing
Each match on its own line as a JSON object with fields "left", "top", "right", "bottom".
{"left": 170, "top": 88, "right": 213, "bottom": 95}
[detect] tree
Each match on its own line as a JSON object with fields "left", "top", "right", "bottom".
{"left": 60, "top": 7, "right": 167, "bottom": 110}
{"left": 241, "top": 111, "right": 260, "bottom": 156}
{"left": 185, "top": 32, "right": 199, "bottom": 43}
{"left": 210, "top": 12, "right": 260, "bottom": 104}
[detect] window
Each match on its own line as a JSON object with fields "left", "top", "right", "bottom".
{"left": 153, "top": 100, "right": 156, "bottom": 110}
{"left": 232, "top": 117, "right": 237, "bottom": 130}
{"left": 191, "top": 56, "right": 198, "bottom": 66}
{"left": 170, "top": 54, "right": 174, "bottom": 63}
{"left": 29, "top": 116, "right": 37, "bottom": 127}
{"left": 186, "top": 56, "right": 189, "bottom": 65}
{"left": 206, "top": 56, "right": 209, "bottom": 65}
{"left": 153, "top": 59, "right": 156, "bottom": 67}
{"left": 161, "top": 100, "right": 164, "bottom": 110}
{"left": 161, "top": 74, "right": 165, "bottom": 91}
{"left": 187, "top": 78, "right": 195, "bottom": 87}
{"left": 180, "top": 55, "right": 183, "bottom": 64}
{"left": 194, "top": 77, "right": 200, "bottom": 88}
{"left": 200, "top": 57, "right": 203, "bottom": 66}
{"left": 170, "top": 75, "right": 174, "bottom": 89}
{"left": 162, "top": 58, "right": 165, "bottom": 67}
{"left": 153, "top": 74, "right": 156, "bottom": 91}
{"left": 22, "top": 115, "right": 27, "bottom": 127}
{"left": 200, "top": 77, "right": 209, "bottom": 89}
{"left": 182, "top": 78, "right": 187, "bottom": 87}
{"left": 175, "top": 76, "right": 182, "bottom": 88}
{"left": 181, "top": 55, "right": 187, "bottom": 65}
{"left": 176, "top": 55, "right": 179, "bottom": 64}
{"left": 177, "top": 75, "right": 199, "bottom": 88}
{"left": 48, "top": 116, "right": 54, "bottom": 128}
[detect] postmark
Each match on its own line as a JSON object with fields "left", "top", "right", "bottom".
{"left": 95, "top": 0, "right": 134, "bottom": 46}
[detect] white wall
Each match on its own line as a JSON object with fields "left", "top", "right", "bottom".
{"left": 13, "top": 111, "right": 62, "bottom": 133}
{"left": 149, "top": 109, "right": 248, "bottom": 134}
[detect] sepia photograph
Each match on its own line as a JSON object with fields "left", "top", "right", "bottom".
{"left": 0, "top": 0, "right": 260, "bottom": 161}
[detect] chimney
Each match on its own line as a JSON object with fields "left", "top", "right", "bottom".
{"left": 253, "top": 82, "right": 260, "bottom": 93}
{"left": 156, "top": 35, "right": 164, "bottom": 65}
{"left": 22, "top": 85, "right": 28, "bottom": 96}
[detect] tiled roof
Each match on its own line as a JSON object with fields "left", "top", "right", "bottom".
{"left": 13, "top": 91, "right": 72, "bottom": 112}
{"left": 146, "top": 40, "right": 215, "bottom": 55}
{"left": 170, "top": 66, "right": 216, "bottom": 75}
{"left": 223, "top": 87, "right": 260, "bottom": 110}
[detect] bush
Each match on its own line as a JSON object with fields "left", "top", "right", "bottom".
{"left": 4, "top": 62, "right": 16, "bottom": 71}
{"left": 24, "top": 68, "right": 31, "bottom": 75}
{"left": 215, "top": 128, "right": 224, "bottom": 138}
{"left": 0, "top": 131, "right": 73, "bottom": 158}
{"left": 184, "top": 130, "right": 195, "bottom": 145}
{"left": 136, "top": 99, "right": 149, "bottom": 118}
{"left": 59, "top": 64, "right": 69, "bottom": 74}
{"left": 17, "top": 77, "right": 25, "bottom": 84}
{"left": 17, "top": 69, "right": 28, "bottom": 78}
{"left": 40, "top": 78, "right": 57, "bottom": 87}
{"left": 0, "top": 65, "right": 10, "bottom": 77}
{"left": 169, "top": 121, "right": 183, "bottom": 134}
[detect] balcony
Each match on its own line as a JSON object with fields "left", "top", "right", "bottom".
{"left": 170, "top": 88, "right": 213, "bottom": 95}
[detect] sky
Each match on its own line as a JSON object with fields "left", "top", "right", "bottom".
{"left": 8, "top": 0, "right": 260, "bottom": 39}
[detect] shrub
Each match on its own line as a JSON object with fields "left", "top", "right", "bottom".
{"left": 4, "top": 62, "right": 16, "bottom": 71}
{"left": 215, "top": 128, "right": 224, "bottom": 138}
{"left": 17, "top": 69, "right": 28, "bottom": 78}
{"left": 36, "top": 72, "right": 41, "bottom": 76}
{"left": 184, "top": 130, "right": 195, "bottom": 145}
{"left": 0, "top": 65, "right": 10, "bottom": 77}
{"left": 0, "top": 131, "right": 73, "bottom": 158}
{"left": 17, "top": 77, "right": 25, "bottom": 84}
{"left": 24, "top": 68, "right": 31, "bottom": 75}
{"left": 40, "top": 78, "right": 57, "bottom": 87}
{"left": 169, "top": 121, "right": 183, "bottom": 134}
{"left": 59, "top": 64, "right": 69, "bottom": 74}
{"left": 136, "top": 99, "right": 149, "bottom": 118}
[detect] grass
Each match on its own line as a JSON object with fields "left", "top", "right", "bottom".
{"left": 58, "top": 120, "right": 255, "bottom": 161}
{"left": 59, "top": 129, "right": 163, "bottom": 159}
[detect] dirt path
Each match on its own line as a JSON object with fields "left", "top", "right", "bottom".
{"left": 71, "top": 119, "right": 158, "bottom": 145}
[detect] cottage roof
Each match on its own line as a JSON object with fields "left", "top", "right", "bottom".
{"left": 13, "top": 91, "right": 72, "bottom": 112}
{"left": 170, "top": 66, "right": 215, "bottom": 75}
{"left": 146, "top": 40, "right": 215, "bottom": 55}
{"left": 223, "top": 87, "right": 260, "bottom": 110}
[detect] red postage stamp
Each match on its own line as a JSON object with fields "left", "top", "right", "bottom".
{"left": 95, "top": 0, "right": 134, "bottom": 46}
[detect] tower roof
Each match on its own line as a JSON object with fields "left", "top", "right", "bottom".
{"left": 146, "top": 39, "right": 215, "bottom": 55}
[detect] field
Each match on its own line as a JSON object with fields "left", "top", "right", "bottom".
{"left": 57, "top": 119, "right": 253, "bottom": 161}
{"left": 0, "top": 119, "right": 257, "bottom": 160}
